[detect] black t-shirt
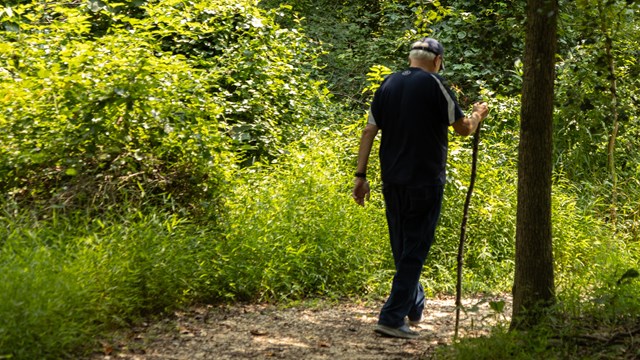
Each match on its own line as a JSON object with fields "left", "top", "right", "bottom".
{"left": 369, "top": 67, "right": 464, "bottom": 186}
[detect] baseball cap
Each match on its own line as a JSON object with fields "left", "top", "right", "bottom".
{"left": 411, "top": 37, "right": 445, "bottom": 70}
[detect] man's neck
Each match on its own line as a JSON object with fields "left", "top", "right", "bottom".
{"left": 410, "top": 61, "right": 437, "bottom": 73}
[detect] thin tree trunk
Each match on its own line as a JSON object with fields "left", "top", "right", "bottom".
{"left": 511, "top": 0, "right": 558, "bottom": 329}
{"left": 600, "top": 0, "right": 619, "bottom": 225}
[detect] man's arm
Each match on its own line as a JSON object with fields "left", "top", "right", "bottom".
{"left": 452, "top": 102, "right": 489, "bottom": 136}
{"left": 352, "top": 123, "right": 379, "bottom": 206}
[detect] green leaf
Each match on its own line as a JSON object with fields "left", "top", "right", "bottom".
{"left": 489, "top": 300, "right": 506, "bottom": 313}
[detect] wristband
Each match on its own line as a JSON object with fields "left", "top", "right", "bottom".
{"left": 354, "top": 172, "right": 366, "bottom": 179}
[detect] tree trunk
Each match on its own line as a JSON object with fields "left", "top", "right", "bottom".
{"left": 511, "top": 0, "right": 558, "bottom": 329}
{"left": 599, "top": 0, "right": 619, "bottom": 226}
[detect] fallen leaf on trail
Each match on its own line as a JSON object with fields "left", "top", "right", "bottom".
{"left": 100, "top": 341, "right": 113, "bottom": 355}
{"left": 89, "top": 297, "right": 512, "bottom": 360}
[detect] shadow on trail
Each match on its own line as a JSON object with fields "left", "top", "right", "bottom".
{"left": 92, "top": 296, "right": 511, "bottom": 360}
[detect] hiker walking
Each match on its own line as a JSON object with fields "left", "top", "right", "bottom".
{"left": 352, "top": 37, "right": 488, "bottom": 339}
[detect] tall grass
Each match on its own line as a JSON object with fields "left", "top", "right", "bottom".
{"left": 0, "top": 209, "right": 221, "bottom": 359}
{"left": 220, "top": 125, "right": 391, "bottom": 300}
{"left": 1, "top": 120, "right": 638, "bottom": 359}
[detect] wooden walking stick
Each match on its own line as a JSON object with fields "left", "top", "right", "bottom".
{"left": 454, "top": 121, "right": 483, "bottom": 340}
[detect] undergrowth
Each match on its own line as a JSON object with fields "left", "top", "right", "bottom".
{"left": 2, "top": 115, "right": 639, "bottom": 359}
{"left": 435, "top": 274, "right": 640, "bottom": 359}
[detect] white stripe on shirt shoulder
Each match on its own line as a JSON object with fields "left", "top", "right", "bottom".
{"left": 429, "top": 74, "right": 456, "bottom": 125}
{"left": 367, "top": 109, "right": 377, "bottom": 125}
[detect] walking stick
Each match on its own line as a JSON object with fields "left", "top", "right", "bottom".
{"left": 454, "top": 121, "right": 482, "bottom": 340}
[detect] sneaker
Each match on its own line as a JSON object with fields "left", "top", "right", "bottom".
{"left": 407, "top": 315, "right": 422, "bottom": 326}
{"left": 374, "top": 324, "right": 420, "bottom": 339}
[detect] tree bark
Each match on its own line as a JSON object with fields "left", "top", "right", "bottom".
{"left": 511, "top": 0, "right": 558, "bottom": 329}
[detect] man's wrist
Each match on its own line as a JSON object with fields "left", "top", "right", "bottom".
{"left": 354, "top": 171, "right": 367, "bottom": 179}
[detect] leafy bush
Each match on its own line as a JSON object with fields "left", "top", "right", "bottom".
{"left": 0, "top": 0, "right": 336, "bottom": 213}
{"left": 146, "top": 0, "right": 334, "bottom": 160}
{"left": 553, "top": 0, "right": 640, "bottom": 231}
{"left": 261, "top": 0, "right": 419, "bottom": 108}
{"left": 427, "top": 0, "right": 526, "bottom": 99}
{"left": 0, "top": 2, "right": 233, "bottom": 214}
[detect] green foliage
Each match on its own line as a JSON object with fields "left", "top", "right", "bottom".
{"left": 220, "top": 124, "right": 391, "bottom": 301}
{"left": 1, "top": 0, "right": 640, "bottom": 359}
{"left": 0, "top": 241, "right": 95, "bottom": 360}
{"left": 0, "top": 0, "right": 337, "bottom": 213}
{"left": 435, "top": 327, "right": 552, "bottom": 360}
{"left": 554, "top": 0, "right": 640, "bottom": 230}
{"left": 425, "top": 0, "right": 527, "bottom": 101}
{"left": 426, "top": 96, "right": 625, "bottom": 295}
{"left": 145, "top": 0, "right": 334, "bottom": 160}
{"left": 362, "top": 64, "right": 393, "bottom": 98}
{"left": 260, "top": 0, "right": 419, "bottom": 107}
{"left": 0, "top": 208, "right": 225, "bottom": 359}
{"left": 438, "top": 266, "right": 640, "bottom": 360}
{"left": 429, "top": 131, "right": 518, "bottom": 293}
{"left": 261, "top": 0, "right": 527, "bottom": 108}
{"left": 217, "top": 95, "right": 628, "bottom": 301}
{"left": 0, "top": 1, "right": 234, "bottom": 213}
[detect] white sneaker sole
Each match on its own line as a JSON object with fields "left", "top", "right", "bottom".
{"left": 374, "top": 324, "right": 419, "bottom": 339}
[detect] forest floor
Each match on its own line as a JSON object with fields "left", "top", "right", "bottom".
{"left": 91, "top": 294, "right": 512, "bottom": 360}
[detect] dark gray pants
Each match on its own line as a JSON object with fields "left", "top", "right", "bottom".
{"left": 378, "top": 183, "right": 444, "bottom": 328}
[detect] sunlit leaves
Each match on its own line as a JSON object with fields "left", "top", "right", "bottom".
{"left": 0, "top": 0, "right": 343, "bottom": 212}
{"left": 554, "top": 0, "right": 640, "bottom": 229}
{"left": 0, "top": 1, "right": 236, "bottom": 212}
{"left": 362, "top": 64, "right": 392, "bottom": 97}
{"left": 142, "top": 0, "right": 333, "bottom": 160}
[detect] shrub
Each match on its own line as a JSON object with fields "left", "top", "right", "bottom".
{"left": 0, "top": 0, "right": 335, "bottom": 213}
{"left": 0, "top": 2, "right": 233, "bottom": 214}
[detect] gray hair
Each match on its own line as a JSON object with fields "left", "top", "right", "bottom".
{"left": 409, "top": 41, "right": 437, "bottom": 61}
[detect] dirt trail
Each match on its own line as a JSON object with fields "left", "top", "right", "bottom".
{"left": 94, "top": 295, "right": 511, "bottom": 360}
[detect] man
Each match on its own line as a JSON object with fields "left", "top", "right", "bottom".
{"left": 352, "top": 37, "right": 488, "bottom": 339}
